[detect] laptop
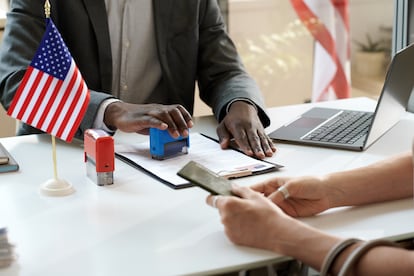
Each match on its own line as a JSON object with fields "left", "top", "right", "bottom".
{"left": 269, "top": 43, "right": 414, "bottom": 151}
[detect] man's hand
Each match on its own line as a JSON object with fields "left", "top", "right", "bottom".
{"left": 104, "top": 102, "right": 193, "bottom": 137}
{"left": 217, "top": 101, "right": 276, "bottom": 159}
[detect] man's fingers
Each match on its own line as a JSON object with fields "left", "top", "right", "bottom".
{"left": 168, "top": 106, "right": 192, "bottom": 136}
{"left": 217, "top": 122, "right": 232, "bottom": 149}
{"left": 177, "top": 105, "right": 194, "bottom": 128}
{"left": 243, "top": 129, "right": 265, "bottom": 158}
{"left": 147, "top": 105, "right": 193, "bottom": 138}
{"left": 260, "top": 134, "right": 277, "bottom": 157}
{"left": 225, "top": 127, "right": 254, "bottom": 156}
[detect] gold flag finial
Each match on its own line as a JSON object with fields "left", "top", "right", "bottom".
{"left": 44, "top": 0, "right": 51, "bottom": 18}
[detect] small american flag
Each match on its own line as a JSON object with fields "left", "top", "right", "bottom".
{"left": 7, "top": 18, "right": 90, "bottom": 142}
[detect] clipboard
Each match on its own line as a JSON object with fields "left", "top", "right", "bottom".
{"left": 199, "top": 133, "right": 283, "bottom": 173}
{"left": 115, "top": 132, "right": 283, "bottom": 189}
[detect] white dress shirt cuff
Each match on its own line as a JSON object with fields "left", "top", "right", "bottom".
{"left": 225, "top": 98, "right": 258, "bottom": 114}
{"left": 93, "top": 98, "right": 121, "bottom": 133}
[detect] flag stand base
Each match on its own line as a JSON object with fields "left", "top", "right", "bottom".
{"left": 40, "top": 178, "right": 75, "bottom": 196}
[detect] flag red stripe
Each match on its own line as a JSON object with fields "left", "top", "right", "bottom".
{"left": 66, "top": 91, "right": 89, "bottom": 142}
{"left": 26, "top": 75, "right": 54, "bottom": 125}
{"left": 55, "top": 69, "right": 85, "bottom": 139}
{"left": 65, "top": 73, "right": 89, "bottom": 140}
{"left": 59, "top": 86, "right": 88, "bottom": 140}
{"left": 31, "top": 77, "right": 59, "bottom": 127}
{"left": 18, "top": 70, "right": 45, "bottom": 120}
{"left": 290, "top": 0, "right": 335, "bottom": 62}
{"left": 331, "top": 64, "right": 349, "bottom": 98}
{"left": 316, "top": 57, "right": 350, "bottom": 101}
{"left": 14, "top": 69, "right": 43, "bottom": 120}
{"left": 7, "top": 66, "right": 35, "bottom": 116}
{"left": 46, "top": 68, "right": 78, "bottom": 134}
{"left": 331, "top": 0, "right": 351, "bottom": 59}
{"left": 331, "top": 0, "right": 349, "bottom": 31}
{"left": 36, "top": 79, "right": 63, "bottom": 130}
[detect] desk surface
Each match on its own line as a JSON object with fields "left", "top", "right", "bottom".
{"left": 1, "top": 97, "right": 414, "bottom": 276}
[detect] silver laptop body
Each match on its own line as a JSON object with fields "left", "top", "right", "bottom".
{"left": 269, "top": 43, "right": 414, "bottom": 151}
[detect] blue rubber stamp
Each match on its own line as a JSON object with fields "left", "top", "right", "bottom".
{"left": 150, "top": 128, "right": 190, "bottom": 160}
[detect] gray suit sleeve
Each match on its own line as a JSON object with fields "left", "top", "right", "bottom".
{"left": 196, "top": 0, "right": 270, "bottom": 127}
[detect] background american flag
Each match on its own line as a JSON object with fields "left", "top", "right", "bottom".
{"left": 290, "top": 0, "right": 351, "bottom": 102}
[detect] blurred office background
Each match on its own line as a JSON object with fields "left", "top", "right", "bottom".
{"left": 0, "top": 0, "right": 399, "bottom": 136}
{"left": 194, "top": 0, "right": 394, "bottom": 115}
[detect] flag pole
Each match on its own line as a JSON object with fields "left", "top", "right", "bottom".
{"left": 51, "top": 135, "right": 58, "bottom": 180}
{"left": 44, "top": 0, "right": 50, "bottom": 18}
{"left": 44, "top": 0, "right": 58, "bottom": 180}
{"left": 39, "top": 0, "right": 75, "bottom": 196}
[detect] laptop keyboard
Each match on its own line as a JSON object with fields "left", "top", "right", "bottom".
{"left": 302, "top": 111, "right": 373, "bottom": 144}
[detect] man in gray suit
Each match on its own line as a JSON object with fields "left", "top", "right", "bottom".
{"left": 0, "top": 0, "right": 275, "bottom": 159}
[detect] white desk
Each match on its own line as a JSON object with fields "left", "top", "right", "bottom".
{"left": 1, "top": 97, "right": 414, "bottom": 276}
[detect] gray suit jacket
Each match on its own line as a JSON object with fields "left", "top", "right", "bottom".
{"left": 0, "top": 0, "right": 270, "bottom": 139}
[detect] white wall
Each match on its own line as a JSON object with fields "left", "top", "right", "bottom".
{"left": 350, "top": 0, "right": 393, "bottom": 46}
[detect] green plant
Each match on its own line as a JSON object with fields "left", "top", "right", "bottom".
{"left": 354, "top": 34, "right": 387, "bottom": 52}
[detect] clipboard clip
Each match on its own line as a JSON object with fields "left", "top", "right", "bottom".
{"left": 217, "top": 168, "right": 253, "bottom": 179}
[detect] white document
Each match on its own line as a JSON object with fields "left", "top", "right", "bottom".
{"left": 115, "top": 133, "right": 280, "bottom": 188}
